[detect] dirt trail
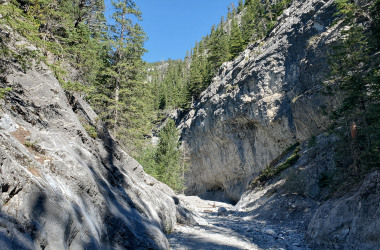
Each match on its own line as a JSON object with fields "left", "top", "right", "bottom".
{"left": 168, "top": 196, "right": 310, "bottom": 250}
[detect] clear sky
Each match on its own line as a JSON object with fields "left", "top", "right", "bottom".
{"left": 119, "top": 0, "right": 239, "bottom": 63}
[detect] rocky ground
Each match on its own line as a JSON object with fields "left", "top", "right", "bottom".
{"left": 168, "top": 196, "right": 310, "bottom": 250}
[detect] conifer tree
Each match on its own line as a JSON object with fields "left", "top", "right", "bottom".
{"left": 229, "top": 19, "right": 244, "bottom": 60}
{"left": 209, "top": 22, "right": 230, "bottom": 71}
{"left": 329, "top": 0, "right": 380, "bottom": 175}
{"left": 102, "top": 0, "right": 152, "bottom": 153}
{"left": 155, "top": 119, "right": 184, "bottom": 191}
{"left": 237, "top": 0, "right": 244, "bottom": 13}
{"left": 241, "top": 0, "right": 265, "bottom": 44}
{"left": 137, "top": 119, "right": 186, "bottom": 192}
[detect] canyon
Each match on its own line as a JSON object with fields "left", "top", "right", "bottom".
{"left": 1, "top": 0, "right": 380, "bottom": 249}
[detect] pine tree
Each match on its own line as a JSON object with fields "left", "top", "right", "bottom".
{"left": 155, "top": 119, "right": 184, "bottom": 191}
{"left": 229, "top": 19, "right": 244, "bottom": 60}
{"left": 329, "top": 0, "right": 380, "bottom": 176}
{"left": 241, "top": 0, "right": 265, "bottom": 44}
{"left": 208, "top": 21, "right": 230, "bottom": 71}
{"left": 102, "top": 0, "right": 152, "bottom": 153}
{"left": 237, "top": 0, "right": 244, "bottom": 13}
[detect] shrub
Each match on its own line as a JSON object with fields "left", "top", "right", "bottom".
{"left": 0, "top": 87, "right": 12, "bottom": 99}
{"left": 84, "top": 124, "right": 97, "bottom": 139}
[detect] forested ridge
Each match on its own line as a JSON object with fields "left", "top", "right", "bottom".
{"left": 148, "top": 0, "right": 292, "bottom": 112}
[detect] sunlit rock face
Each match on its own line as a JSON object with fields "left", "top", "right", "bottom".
{"left": 0, "top": 29, "right": 180, "bottom": 249}
{"left": 179, "top": 0, "right": 340, "bottom": 203}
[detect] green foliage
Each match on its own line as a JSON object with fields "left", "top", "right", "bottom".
{"left": 137, "top": 119, "right": 187, "bottom": 192}
{"left": 137, "top": 146, "right": 160, "bottom": 178}
{"left": 229, "top": 19, "right": 244, "bottom": 60}
{"left": 208, "top": 22, "right": 230, "bottom": 74}
{"left": 370, "top": 0, "right": 380, "bottom": 49}
{"left": 327, "top": 0, "right": 380, "bottom": 181}
{"left": 0, "top": 87, "right": 12, "bottom": 99}
{"left": 25, "top": 140, "right": 36, "bottom": 149}
{"left": 84, "top": 124, "right": 97, "bottom": 139}
{"left": 149, "top": 59, "right": 189, "bottom": 111}
{"left": 268, "top": 142, "right": 300, "bottom": 168}
{"left": 250, "top": 146, "right": 301, "bottom": 188}
{"left": 62, "top": 80, "right": 90, "bottom": 94}
{"left": 149, "top": 0, "right": 293, "bottom": 109}
{"left": 24, "top": 140, "right": 45, "bottom": 155}
{"left": 1, "top": 0, "right": 159, "bottom": 158}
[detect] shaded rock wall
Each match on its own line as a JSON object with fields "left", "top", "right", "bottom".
{"left": 180, "top": 0, "right": 340, "bottom": 203}
{"left": 236, "top": 134, "right": 380, "bottom": 249}
{"left": 236, "top": 134, "right": 337, "bottom": 228}
{"left": 307, "top": 171, "right": 380, "bottom": 249}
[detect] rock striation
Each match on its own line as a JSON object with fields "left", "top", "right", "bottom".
{"left": 0, "top": 26, "right": 198, "bottom": 249}
{"left": 179, "top": 0, "right": 341, "bottom": 203}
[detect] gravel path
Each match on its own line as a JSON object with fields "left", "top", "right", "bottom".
{"left": 168, "top": 197, "right": 310, "bottom": 250}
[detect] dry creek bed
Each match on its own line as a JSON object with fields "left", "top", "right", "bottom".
{"left": 168, "top": 196, "right": 310, "bottom": 250}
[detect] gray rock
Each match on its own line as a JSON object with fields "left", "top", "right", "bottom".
{"left": 179, "top": 0, "right": 339, "bottom": 203}
{"left": 307, "top": 171, "right": 380, "bottom": 249}
{"left": 0, "top": 33, "right": 197, "bottom": 249}
{"left": 0, "top": 113, "right": 18, "bottom": 132}
{"left": 217, "top": 207, "right": 228, "bottom": 216}
{"left": 263, "top": 227, "right": 276, "bottom": 236}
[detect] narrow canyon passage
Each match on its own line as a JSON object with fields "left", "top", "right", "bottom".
{"left": 168, "top": 196, "right": 309, "bottom": 250}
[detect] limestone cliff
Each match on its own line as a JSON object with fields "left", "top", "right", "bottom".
{"left": 0, "top": 25, "right": 197, "bottom": 249}
{"left": 180, "top": 0, "right": 341, "bottom": 203}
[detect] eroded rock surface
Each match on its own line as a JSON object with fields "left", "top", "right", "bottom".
{"left": 0, "top": 28, "right": 198, "bottom": 249}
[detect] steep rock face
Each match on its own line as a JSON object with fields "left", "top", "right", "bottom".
{"left": 180, "top": 0, "right": 340, "bottom": 203}
{"left": 0, "top": 28, "right": 184, "bottom": 249}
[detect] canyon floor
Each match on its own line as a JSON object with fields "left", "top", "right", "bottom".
{"left": 167, "top": 196, "right": 310, "bottom": 250}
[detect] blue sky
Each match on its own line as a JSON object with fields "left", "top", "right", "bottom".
{"left": 106, "top": 0, "right": 239, "bottom": 63}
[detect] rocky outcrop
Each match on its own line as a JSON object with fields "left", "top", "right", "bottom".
{"left": 236, "top": 134, "right": 337, "bottom": 228}
{"left": 0, "top": 27, "right": 196, "bottom": 249}
{"left": 180, "top": 0, "right": 341, "bottom": 203}
{"left": 307, "top": 171, "right": 380, "bottom": 249}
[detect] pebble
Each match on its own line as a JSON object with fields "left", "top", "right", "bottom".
{"left": 263, "top": 227, "right": 277, "bottom": 236}
{"left": 217, "top": 207, "right": 228, "bottom": 216}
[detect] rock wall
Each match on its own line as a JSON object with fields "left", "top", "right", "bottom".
{"left": 180, "top": 0, "right": 340, "bottom": 203}
{"left": 235, "top": 134, "right": 380, "bottom": 249}
{"left": 0, "top": 26, "right": 192, "bottom": 249}
{"left": 236, "top": 134, "right": 337, "bottom": 225}
{"left": 307, "top": 171, "right": 380, "bottom": 249}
